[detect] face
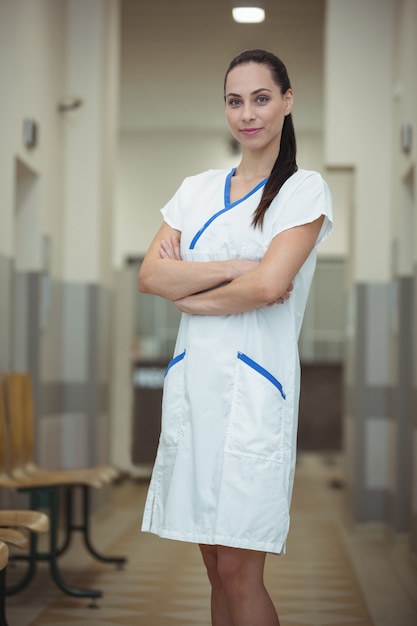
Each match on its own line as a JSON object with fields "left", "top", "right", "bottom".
{"left": 224, "top": 62, "right": 293, "bottom": 154}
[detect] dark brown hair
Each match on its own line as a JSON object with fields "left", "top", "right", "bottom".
{"left": 224, "top": 49, "right": 298, "bottom": 228}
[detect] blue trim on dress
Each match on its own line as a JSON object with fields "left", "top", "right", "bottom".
{"left": 237, "top": 352, "right": 286, "bottom": 400}
{"left": 164, "top": 349, "right": 186, "bottom": 377}
{"left": 189, "top": 169, "right": 268, "bottom": 249}
{"left": 223, "top": 167, "right": 236, "bottom": 206}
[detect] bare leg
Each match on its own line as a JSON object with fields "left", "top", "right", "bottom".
{"left": 200, "top": 544, "right": 234, "bottom": 626}
{"left": 199, "top": 544, "right": 280, "bottom": 626}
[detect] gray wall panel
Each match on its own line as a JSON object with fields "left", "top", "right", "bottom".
{"left": 41, "top": 382, "right": 109, "bottom": 416}
{"left": 412, "top": 266, "right": 417, "bottom": 557}
{"left": 13, "top": 272, "right": 28, "bottom": 371}
{"left": 41, "top": 383, "right": 62, "bottom": 415}
{"left": 411, "top": 514, "right": 417, "bottom": 554}
{"left": 62, "top": 284, "right": 89, "bottom": 383}
{"left": 98, "top": 286, "right": 112, "bottom": 383}
{"left": 28, "top": 273, "right": 41, "bottom": 420}
{"left": 350, "top": 283, "right": 390, "bottom": 523}
{"left": 87, "top": 285, "right": 99, "bottom": 466}
{"left": 40, "top": 279, "right": 63, "bottom": 383}
{"left": 353, "top": 283, "right": 367, "bottom": 520}
{"left": 0, "top": 254, "right": 13, "bottom": 372}
{"left": 392, "top": 276, "right": 413, "bottom": 531}
{"left": 4, "top": 273, "right": 113, "bottom": 487}
{"left": 356, "top": 489, "right": 388, "bottom": 524}
{"left": 365, "top": 283, "right": 390, "bottom": 386}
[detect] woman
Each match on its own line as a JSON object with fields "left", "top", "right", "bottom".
{"left": 139, "top": 49, "right": 333, "bottom": 626}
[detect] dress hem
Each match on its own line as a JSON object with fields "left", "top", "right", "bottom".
{"left": 141, "top": 524, "right": 286, "bottom": 555}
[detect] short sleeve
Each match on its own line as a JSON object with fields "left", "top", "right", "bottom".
{"left": 160, "top": 178, "right": 189, "bottom": 232}
{"left": 270, "top": 171, "right": 333, "bottom": 247}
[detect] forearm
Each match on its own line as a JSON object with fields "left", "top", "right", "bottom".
{"left": 139, "top": 258, "right": 248, "bottom": 301}
{"left": 174, "top": 216, "right": 324, "bottom": 315}
{"left": 175, "top": 269, "right": 285, "bottom": 315}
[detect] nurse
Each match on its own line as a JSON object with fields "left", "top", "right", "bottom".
{"left": 139, "top": 49, "right": 333, "bottom": 626}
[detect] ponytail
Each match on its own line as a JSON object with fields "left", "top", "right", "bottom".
{"left": 252, "top": 113, "right": 297, "bottom": 228}
{"left": 224, "top": 49, "right": 298, "bottom": 229}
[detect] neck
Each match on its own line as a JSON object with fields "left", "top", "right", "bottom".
{"left": 235, "top": 149, "right": 278, "bottom": 182}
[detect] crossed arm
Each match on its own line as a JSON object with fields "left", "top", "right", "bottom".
{"left": 138, "top": 216, "right": 324, "bottom": 316}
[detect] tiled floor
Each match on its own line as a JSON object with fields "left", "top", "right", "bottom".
{"left": 5, "top": 453, "right": 417, "bottom": 626}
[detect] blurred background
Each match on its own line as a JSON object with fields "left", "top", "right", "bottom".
{"left": 0, "top": 0, "right": 415, "bottom": 570}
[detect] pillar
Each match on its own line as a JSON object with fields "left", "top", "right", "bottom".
{"left": 324, "top": 0, "right": 395, "bottom": 523}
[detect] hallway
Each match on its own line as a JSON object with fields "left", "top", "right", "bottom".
{"left": 5, "top": 453, "right": 417, "bottom": 626}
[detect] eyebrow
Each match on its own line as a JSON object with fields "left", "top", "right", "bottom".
{"left": 225, "top": 88, "right": 273, "bottom": 98}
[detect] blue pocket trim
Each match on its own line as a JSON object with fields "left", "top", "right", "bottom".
{"left": 164, "top": 349, "right": 186, "bottom": 377}
{"left": 237, "top": 352, "right": 286, "bottom": 400}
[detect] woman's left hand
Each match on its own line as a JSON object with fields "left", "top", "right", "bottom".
{"left": 267, "top": 282, "right": 294, "bottom": 306}
{"left": 160, "top": 236, "right": 182, "bottom": 260}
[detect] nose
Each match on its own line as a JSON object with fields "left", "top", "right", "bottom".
{"left": 241, "top": 103, "right": 256, "bottom": 122}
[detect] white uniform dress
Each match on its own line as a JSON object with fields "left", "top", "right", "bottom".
{"left": 141, "top": 167, "right": 333, "bottom": 554}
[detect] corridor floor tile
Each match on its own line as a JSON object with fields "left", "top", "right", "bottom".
{"left": 7, "top": 453, "right": 417, "bottom": 625}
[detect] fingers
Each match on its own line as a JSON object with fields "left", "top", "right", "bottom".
{"left": 280, "top": 282, "right": 294, "bottom": 302}
{"left": 265, "top": 281, "right": 295, "bottom": 307}
{"left": 159, "top": 236, "right": 182, "bottom": 260}
{"left": 171, "top": 235, "right": 181, "bottom": 260}
{"left": 276, "top": 283, "right": 294, "bottom": 305}
{"left": 160, "top": 240, "right": 172, "bottom": 258}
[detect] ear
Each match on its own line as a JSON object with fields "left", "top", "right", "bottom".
{"left": 284, "top": 89, "right": 294, "bottom": 115}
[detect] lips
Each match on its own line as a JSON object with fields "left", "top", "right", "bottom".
{"left": 240, "top": 128, "right": 262, "bottom": 136}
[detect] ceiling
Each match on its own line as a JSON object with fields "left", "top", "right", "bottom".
{"left": 120, "top": 0, "right": 325, "bottom": 133}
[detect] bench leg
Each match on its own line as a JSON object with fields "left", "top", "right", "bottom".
{"left": 0, "top": 570, "right": 9, "bottom": 626}
{"left": 47, "top": 486, "right": 102, "bottom": 604}
{"left": 7, "top": 487, "right": 102, "bottom": 605}
{"left": 80, "top": 486, "right": 126, "bottom": 568}
{"left": 57, "top": 486, "right": 126, "bottom": 568}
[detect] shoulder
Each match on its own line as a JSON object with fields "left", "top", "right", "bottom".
{"left": 180, "top": 169, "right": 230, "bottom": 189}
{"left": 169, "top": 169, "right": 229, "bottom": 203}
{"left": 281, "top": 169, "right": 329, "bottom": 198}
{"left": 266, "top": 168, "right": 333, "bottom": 236}
{"left": 275, "top": 169, "right": 332, "bottom": 215}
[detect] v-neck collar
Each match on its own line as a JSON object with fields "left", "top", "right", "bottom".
{"left": 188, "top": 169, "right": 269, "bottom": 250}
{"left": 224, "top": 167, "right": 268, "bottom": 208}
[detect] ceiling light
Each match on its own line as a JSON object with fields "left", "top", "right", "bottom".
{"left": 232, "top": 7, "right": 265, "bottom": 23}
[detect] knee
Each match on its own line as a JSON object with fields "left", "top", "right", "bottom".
{"left": 201, "top": 545, "right": 263, "bottom": 600}
{"left": 216, "top": 550, "right": 248, "bottom": 599}
{"left": 200, "top": 545, "right": 222, "bottom": 589}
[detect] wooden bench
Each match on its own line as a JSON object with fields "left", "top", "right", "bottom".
{"left": 0, "top": 509, "right": 49, "bottom": 626}
{"left": 0, "top": 374, "right": 126, "bottom": 605}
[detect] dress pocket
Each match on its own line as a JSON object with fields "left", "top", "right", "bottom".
{"left": 160, "top": 349, "right": 186, "bottom": 448}
{"left": 225, "top": 352, "right": 286, "bottom": 463}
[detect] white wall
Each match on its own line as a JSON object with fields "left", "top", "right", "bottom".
{"left": 391, "top": 0, "right": 417, "bottom": 271}
{"left": 325, "top": 0, "right": 394, "bottom": 283}
{"left": 63, "top": 0, "right": 119, "bottom": 285}
{"left": 115, "top": 130, "right": 237, "bottom": 264}
{"left": 119, "top": 0, "right": 326, "bottom": 134}
{"left": 0, "top": 0, "right": 66, "bottom": 274}
{"left": 0, "top": 0, "right": 119, "bottom": 284}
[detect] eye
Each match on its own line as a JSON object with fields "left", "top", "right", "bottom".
{"left": 256, "top": 95, "right": 269, "bottom": 104}
{"left": 227, "top": 98, "right": 241, "bottom": 107}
